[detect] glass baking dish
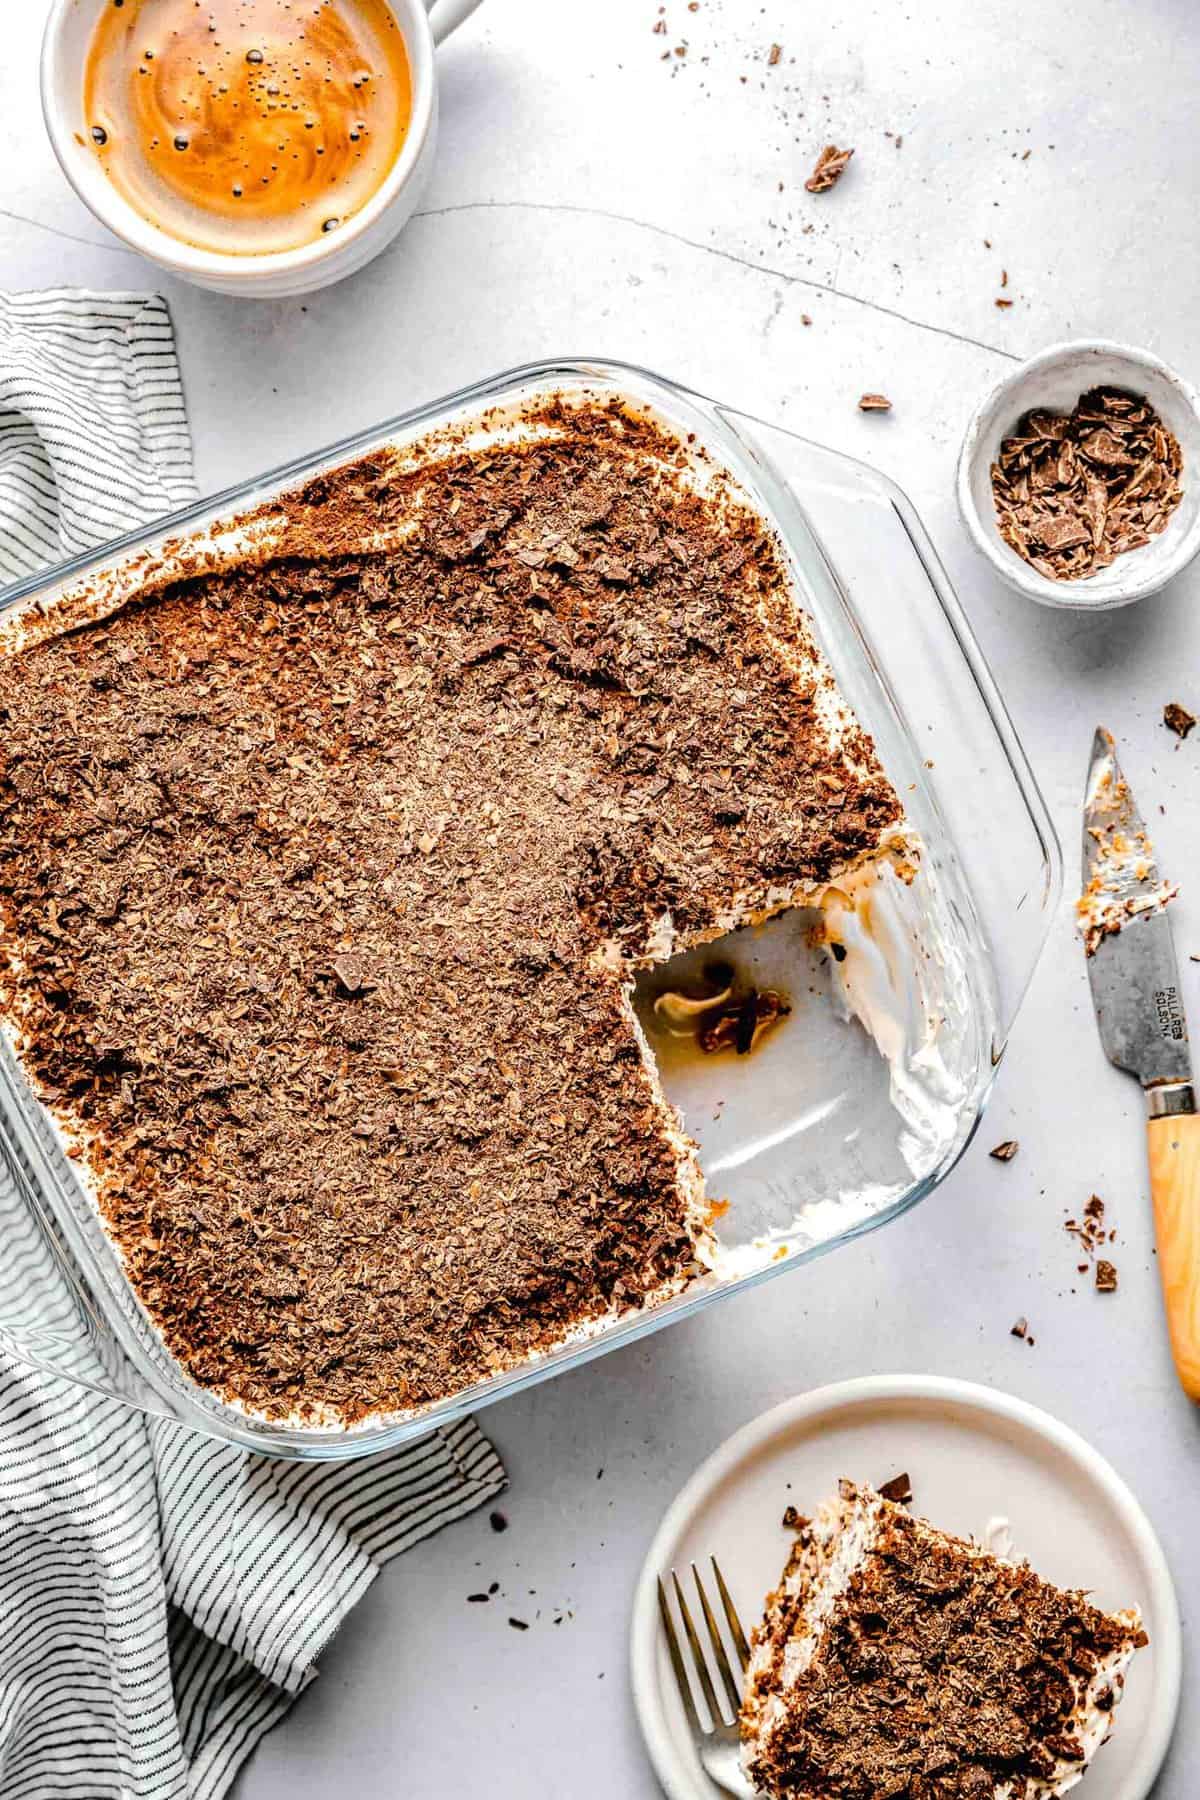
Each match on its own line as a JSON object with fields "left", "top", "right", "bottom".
{"left": 0, "top": 358, "right": 1060, "bottom": 1459}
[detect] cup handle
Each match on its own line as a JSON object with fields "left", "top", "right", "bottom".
{"left": 425, "top": 0, "right": 483, "bottom": 45}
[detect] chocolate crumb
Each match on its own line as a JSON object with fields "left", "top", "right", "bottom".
{"left": 1011, "top": 1316, "right": 1028, "bottom": 1339}
{"left": 781, "top": 1504, "right": 808, "bottom": 1530}
{"left": 1067, "top": 1195, "right": 1113, "bottom": 1263}
{"left": 489, "top": 1510, "right": 509, "bottom": 1534}
{"left": 508, "top": 1617, "right": 529, "bottom": 1631}
{"left": 698, "top": 986, "right": 789, "bottom": 1056}
{"left": 877, "top": 1471, "right": 913, "bottom": 1505}
{"left": 990, "top": 1139, "right": 1019, "bottom": 1162}
{"left": 768, "top": 42, "right": 782, "bottom": 66}
{"left": 857, "top": 393, "right": 892, "bottom": 413}
{"left": 805, "top": 145, "right": 854, "bottom": 193}
{"left": 1096, "top": 1259, "right": 1119, "bottom": 1292}
{"left": 1164, "top": 701, "right": 1196, "bottom": 739}
{"left": 467, "top": 1591, "right": 489, "bottom": 1603}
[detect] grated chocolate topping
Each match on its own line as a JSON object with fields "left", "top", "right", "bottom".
{"left": 0, "top": 398, "right": 900, "bottom": 1423}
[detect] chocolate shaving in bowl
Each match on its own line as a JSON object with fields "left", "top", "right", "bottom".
{"left": 1164, "top": 701, "right": 1196, "bottom": 739}
{"left": 805, "top": 145, "right": 854, "bottom": 193}
{"left": 877, "top": 1471, "right": 913, "bottom": 1505}
{"left": 990, "top": 386, "right": 1184, "bottom": 581}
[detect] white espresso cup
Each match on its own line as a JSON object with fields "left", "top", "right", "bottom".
{"left": 41, "top": 0, "right": 482, "bottom": 298}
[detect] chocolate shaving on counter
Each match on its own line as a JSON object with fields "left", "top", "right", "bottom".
{"left": 877, "top": 1471, "right": 912, "bottom": 1505}
{"left": 1066, "top": 1194, "right": 1109, "bottom": 1257}
{"left": 857, "top": 393, "right": 892, "bottom": 413}
{"left": 742, "top": 1483, "right": 1147, "bottom": 1800}
{"left": 805, "top": 145, "right": 854, "bottom": 193}
{"left": 1011, "top": 1316, "right": 1028, "bottom": 1339}
{"left": 768, "top": 41, "right": 782, "bottom": 65}
{"left": 1095, "top": 1259, "right": 1119, "bottom": 1293}
{"left": 0, "top": 398, "right": 901, "bottom": 1426}
{"left": 991, "top": 386, "right": 1184, "bottom": 581}
{"left": 989, "top": 1139, "right": 1019, "bottom": 1161}
{"left": 1164, "top": 701, "right": 1197, "bottom": 739}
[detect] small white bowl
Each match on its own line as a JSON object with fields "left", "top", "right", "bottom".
{"left": 957, "top": 339, "right": 1200, "bottom": 609}
{"left": 40, "top": 0, "right": 483, "bottom": 299}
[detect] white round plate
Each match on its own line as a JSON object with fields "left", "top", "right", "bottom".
{"left": 631, "top": 1376, "right": 1180, "bottom": 1800}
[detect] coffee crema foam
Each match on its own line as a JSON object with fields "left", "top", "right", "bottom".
{"left": 83, "top": 0, "right": 412, "bottom": 255}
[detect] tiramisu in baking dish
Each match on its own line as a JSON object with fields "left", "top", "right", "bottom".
{"left": 0, "top": 366, "right": 1016, "bottom": 1437}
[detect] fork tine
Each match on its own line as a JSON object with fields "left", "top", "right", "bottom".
{"left": 711, "top": 1556, "right": 752, "bottom": 1672}
{"left": 692, "top": 1561, "right": 742, "bottom": 1718}
{"left": 657, "top": 1576, "right": 703, "bottom": 1737}
{"left": 672, "top": 1569, "right": 725, "bottom": 1726}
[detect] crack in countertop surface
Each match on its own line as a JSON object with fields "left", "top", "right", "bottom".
{"left": 3, "top": 194, "right": 1021, "bottom": 365}
{"left": 411, "top": 198, "right": 1022, "bottom": 363}
{"left": 0, "top": 205, "right": 133, "bottom": 257}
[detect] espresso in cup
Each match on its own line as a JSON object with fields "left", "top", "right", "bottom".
{"left": 83, "top": 0, "right": 412, "bottom": 255}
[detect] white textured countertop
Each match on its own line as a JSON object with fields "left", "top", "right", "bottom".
{"left": 4, "top": 1, "right": 1198, "bottom": 1793}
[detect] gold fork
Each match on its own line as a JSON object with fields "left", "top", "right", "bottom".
{"left": 657, "top": 1557, "right": 754, "bottom": 1797}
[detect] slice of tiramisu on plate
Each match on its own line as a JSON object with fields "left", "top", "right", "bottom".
{"left": 741, "top": 1479, "right": 1147, "bottom": 1800}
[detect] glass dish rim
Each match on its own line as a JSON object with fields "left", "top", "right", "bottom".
{"left": 0, "top": 354, "right": 1063, "bottom": 1459}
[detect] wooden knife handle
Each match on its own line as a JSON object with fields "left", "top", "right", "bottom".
{"left": 1148, "top": 1110, "right": 1200, "bottom": 1402}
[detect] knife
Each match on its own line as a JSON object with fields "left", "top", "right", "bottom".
{"left": 1082, "top": 726, "right": 1200, "bottom": 1400}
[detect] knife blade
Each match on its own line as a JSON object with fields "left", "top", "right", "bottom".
{"left": 1081, "top": 727, "right": 1200, "bottom": 1402}
{"left": 1082, "top": 726, "right": 1190, "bottom": 1095}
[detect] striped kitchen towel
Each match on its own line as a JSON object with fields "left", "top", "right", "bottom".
{"left": 0, "top": 290, "right": 506, "bottom": 1800}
